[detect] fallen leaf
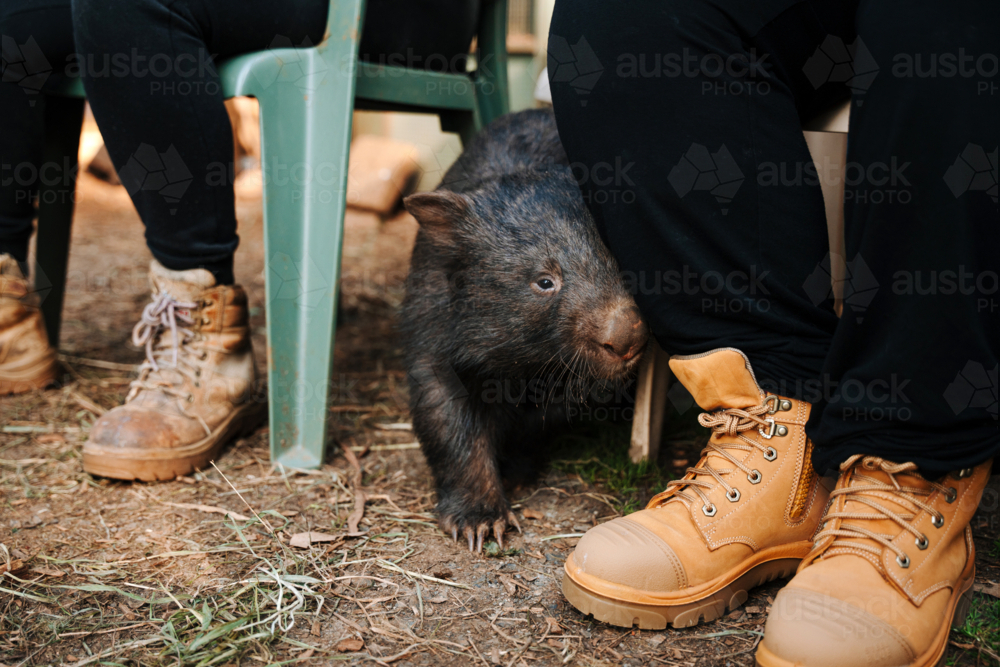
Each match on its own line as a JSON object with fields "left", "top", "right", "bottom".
{"left": 497, "top": 574, "right": 518, "bottom": 596}
{"left": 425, "top": 595, "right": 448, "bottom": 604}
{"left": 432, "top": 570, "right": 453, "bottom": 580}
{"left": 66, "top": 656, "right": 77, "bottom": 662}
{"left": 974, "top": 581, "right": 1000, "bottom": 598}
{"left": 545, "top": 617, "right": 563, "bottom": 635}
{"left": 11, "top": 499, "right": 28, "bottom": 506}
{"left": 163, "top": 502, "right": 250, "bottom": 522}
{"left": 31, "top": 567, "right": 64, "bottom": 578}
{"left": 646, "top": 635, "right": 666, "bottom": 647}
{"left": 951, "top": 641, "right": 975, "bottom": 650}
{"left": 310, "top": 620, "right": 322, "bottom": 637}
{"left": 0, "top": 560, "right": 26, "bottom": 576}
{"left": 745, "top": 605, "right": 762, "bottom": 614}
{"left": 299, "top": 649, "right": 314, "bottom": 660}
{"left": 289, "top": 532, "right": 342, "bottom": 549}
{"left": 36, "top": 433, "right": 65, "bottom": 444}
{"left": 280, "top": 510, "right": 299, "bottom": 517}
{"left": 10, "top": 549, "right": 28, "bottom": 560}
{"left": 335, "top": 637, "right": 364, "bottom": 652}
{"left": 522, "top": 508, "right": 545, "bottom": 520}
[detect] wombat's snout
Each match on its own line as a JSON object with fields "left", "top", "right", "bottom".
{"left": 593, "top": 305, "right": 648, "bottom": 363}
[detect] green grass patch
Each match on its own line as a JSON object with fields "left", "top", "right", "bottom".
{"left": 956, "top": 593, "right": 1000, "bottom": 664}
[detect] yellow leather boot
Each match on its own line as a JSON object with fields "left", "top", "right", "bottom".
{"left": 562, "top": 347, "right": 830, "bottom": 629}
{"left": 757, "top": 456, "right": 991, "bottom": 667}
{"left": 0, "top": 254, "right": 57, "bottom": 394}
{"left": 82, "top": 260, "right": 264, "bottom": 480}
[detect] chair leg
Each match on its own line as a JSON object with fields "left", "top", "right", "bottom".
{"left": 253, "top": 50, "right": 356, "bottom": 469}
{"left": 35, "top": 96, "right": 85, "bottom": 349}
{"left": 439, "top": 109, "right": 480, "bottom": 147}
{"left": 629, "top": 339, "right": 672, "bottom": 464}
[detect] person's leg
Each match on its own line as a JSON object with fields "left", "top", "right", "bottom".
{"left": 757, "top": 2, "right": 997, "bottom": 664}
{"left": 552, "top": 0, "right": 858, "bottom": 630}
{"left": 69, "top": 0, "right": 328, "bottom": 285}
{"left": 1, "top": 0, "right": 75, "bottom": 268}
{"left": 550, "top": 0, "right": 855, "bottom": 397}
{"left": 805, "top": 0, "right": 999, "bottom": 475}
{"left": 0, "top": 0, "right": 74, "bottom": 394}
{"left": 69, "top": 0, "right": 326, "bottom": 480}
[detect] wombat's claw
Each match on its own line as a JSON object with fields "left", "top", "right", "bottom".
{"left": 493, "top": 520, "right": 506, "bottom": 550}
{"left": 464, "top": 526, "right": 476, "bottom": 552}
{"left": 507, "top": 512, "right": 522, "bottom": 534}
{"left": 451, "top": 527, "right": 459, "bottom": 542}
{"left": 476, "top": 524, "right": 490, "bottom": 553}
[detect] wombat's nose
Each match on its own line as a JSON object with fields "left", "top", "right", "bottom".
{"left": 596, "top": 306, "right": 648, "bottom": 361}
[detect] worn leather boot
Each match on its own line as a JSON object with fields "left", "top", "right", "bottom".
{"left": 562, "top": 348, "right": 830, "bottom": 629}
{"left": 83, "top": 260, "right": 264, "bottom": 480}
{"left": 756, "top": 456, "right": 991, "bottom": 667}
{"left": 0, "top": 254, "right": 57, "bottom": 394}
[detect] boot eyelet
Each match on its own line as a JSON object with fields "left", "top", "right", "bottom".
{"left": 915, "top": 536, "right": 929, "bottom": 550}
{"left": 759, "top": 418, "right": 777, "bottom": 439}
{"left": 945, "top": 487, "right": 957, "bottom": 503}
{"left": 896, "top": 554, "right": 910, "bottom": 568}
{"left": 747, "top": 470, "right": 762, "bottom": 484}
{"left": 763, "top": 447, "right": 778, "bottom": 461}
{"left": 702, "top": 504, "right": 717, "bottom": 517}
{"left": 763, "top": 395, "right": 779, "bottom": 414}
{"left": 726, "top": 488, "right": 741, "bottom": 502}
{"left": 932, "top": 515, "right": 945, "bottom": 528}
{"left": 775, "top": 425, "right": 788, "bottom": 437}
{"left": 779, "top": 399, "right": 792, "bottom": 411}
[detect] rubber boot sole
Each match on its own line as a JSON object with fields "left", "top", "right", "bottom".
{"left": 0, "top": 351, "right": 57, "bottom": 395}
{"left": 562, "top": 557, "right": 801, "bottom": 630}
{"left": 82, "top": 401, "right": 266, "bottom": 481}
{"left": 754, "top": 563, "right": 976, "bottom": 667}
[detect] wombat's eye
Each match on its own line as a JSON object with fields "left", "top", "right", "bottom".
{"left": 531, "top": 275, "right": 561, "bottom": 295}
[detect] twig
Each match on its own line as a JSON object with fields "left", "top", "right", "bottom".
{"left": 59, "top": 353, "right": 137, "bottom": 372}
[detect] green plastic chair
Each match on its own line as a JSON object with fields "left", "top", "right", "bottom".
{"left": 37, "top": 0, "right": 509, "bottom": 469}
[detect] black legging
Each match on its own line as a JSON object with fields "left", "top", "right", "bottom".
{"left": 1, "top": 0, "right": 478, "bottom": 283}
{"left": 550, "top": 0, "right": 998, "bottom": 474}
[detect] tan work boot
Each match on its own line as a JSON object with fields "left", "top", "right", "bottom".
{"left": 562, "top": 348, "right": 830, "bottom": 629}
{"left": 82, "top": 260, "right": 264, "bottom": 481}
{"left": 756, "top": 456, "right": 991, "bottom": 667}
{"left": 0, "top": 254, "right": 57, "bottom": 394}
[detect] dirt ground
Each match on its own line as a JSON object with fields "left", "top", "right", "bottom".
{"left": 2, "top": 164, "right": 999, "bottom": 667}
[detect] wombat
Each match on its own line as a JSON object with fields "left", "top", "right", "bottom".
{"left": 400, "top": 109, "right": 648, "bottom": 552}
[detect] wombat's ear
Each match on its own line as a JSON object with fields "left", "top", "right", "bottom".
{"left": 403, "top": 190, "right": 470, "bottom": 244}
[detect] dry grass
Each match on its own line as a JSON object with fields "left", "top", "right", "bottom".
{"left": 3, "top": 169, "right": 999, "bottom": 667}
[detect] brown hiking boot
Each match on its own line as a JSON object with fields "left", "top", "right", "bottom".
{"left": 562, "top": 348, "right": 830, "bottom": 629}
{"left": 82, "top": 260, "right": 264, "bottom": 481}
{"left": 0, "top": 254, "right": 57, "bottom": 394}
{"left": 756, "top": 456, "right": 991, "bottom": 667}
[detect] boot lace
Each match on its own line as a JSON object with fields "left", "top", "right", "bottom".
{"left": 648, "top": 396, "right": 782, "bottom": 515}
{"left": 125, "top": 292, "right": 211, "bottom": 434}
{"left": 814, "top": 455, "right": 954, "bottom": 570}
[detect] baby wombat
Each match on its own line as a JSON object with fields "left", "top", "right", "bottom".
{"left": 400, "top": 109, "right": 648, "bottom": 552}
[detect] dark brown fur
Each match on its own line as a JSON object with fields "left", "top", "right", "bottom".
{"left": 400, "top": 109, "right": 647, "bottom": 551}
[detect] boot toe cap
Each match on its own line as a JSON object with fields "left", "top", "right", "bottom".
{"left": 87, "top": 406, "right": 202, "bottom": 452}
{"left": 759, "top": 586, "right": 915, "bottom": 667}
{"left": 568, "top": 516, "right": 687, "bottom": 593}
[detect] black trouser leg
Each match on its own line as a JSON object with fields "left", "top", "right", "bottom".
{"left": 550, "top": 0, "right": 998, "bottom": 472}
{"left": 0, "top": 0, "right": 75, "bottom": 266}
{"left": 549, "top": 0, "right": 854, "bottom": 392}
{"left": 806, "top": 0, "right": 999, "bottom": 474}
{"left": 69, "top": 0, "right": 328, "bottom": 284}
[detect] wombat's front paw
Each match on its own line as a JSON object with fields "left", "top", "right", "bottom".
{"left": 438, "top": 495, "right": 522, "bottom": 553}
